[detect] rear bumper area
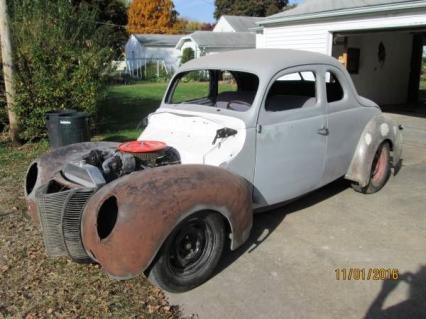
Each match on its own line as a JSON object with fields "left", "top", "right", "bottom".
{"left": 35, "top": 184, "right": 95, "bottom": 263}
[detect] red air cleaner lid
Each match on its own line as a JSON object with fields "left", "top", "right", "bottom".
{"left": 118, "top": 140, "right": 167, "bottom": 153}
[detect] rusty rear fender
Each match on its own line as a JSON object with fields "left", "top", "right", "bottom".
{"left": 81, "top": 164, "right": 253, "bottom": 280}
{"left": 345, "top": 114, "right": 403, "bottom": 187}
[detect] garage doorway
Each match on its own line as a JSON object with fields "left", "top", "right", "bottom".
{"left": 418, "top": 43, "right": 426, "bottom": 103}
{"left": 332, "top": 28, "right": 426, "bottom": 113}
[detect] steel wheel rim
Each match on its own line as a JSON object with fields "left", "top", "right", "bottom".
{"left": 371, "top": 145, "right": 388, "bottom": 184}
{"left": 166, "top": 218, "right": 214, "bottom": 276}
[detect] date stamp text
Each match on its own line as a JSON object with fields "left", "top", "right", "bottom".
{"left": 335, "top": 268, "right": 400, "bottom": 281}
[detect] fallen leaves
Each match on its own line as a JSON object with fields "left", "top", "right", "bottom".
{"left": 0, "top": 142, "right": 180, "bottom": 318}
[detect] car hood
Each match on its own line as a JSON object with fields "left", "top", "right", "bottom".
{"left": 139, "top": 108, "right": 247, "bottom": 166}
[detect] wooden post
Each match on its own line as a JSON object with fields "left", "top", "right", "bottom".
{"left": 156, "top": 60, "right": 159, "bottom": 78}
{"left": 0, "top": 0, "right": 19, "bottom": 144}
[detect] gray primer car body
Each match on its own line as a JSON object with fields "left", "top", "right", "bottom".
{"left": 141, "top": 49, "right": 403, "bottom": 208}
{"left": 24, "top": 49, "right": 403, "bottom": 284}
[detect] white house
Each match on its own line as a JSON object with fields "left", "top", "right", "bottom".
{"left": 213, "top": 15, "right": 263, "bottom": 33}
{"left": 125, "top": 34, "right": 184, "bottom": 74}
{"left": 256, "top": 0, "right": 426, "bottom": 106}
{"left": 175, "top": 16, "right": 260, "bottom": 60}
{"left": 175, "top": 31, "right": 256, "bottom": 59}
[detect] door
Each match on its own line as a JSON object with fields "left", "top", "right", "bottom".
{"left": 254, "top": 67, "right": 327, "bottom": 205}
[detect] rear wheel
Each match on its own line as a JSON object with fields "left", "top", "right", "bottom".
{"left": 352, "top": 142, "right": 391, "bottom": 194}
{"left": 148, "top": 212, "right": 225, "bottom": 293}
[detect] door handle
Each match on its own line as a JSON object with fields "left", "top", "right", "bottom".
{"left": 317, "top": 127, "right": 329, "bottom": 136}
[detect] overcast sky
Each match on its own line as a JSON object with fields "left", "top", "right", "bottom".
{"left": 174, "top": 0, "right": 303, "bottom": 23}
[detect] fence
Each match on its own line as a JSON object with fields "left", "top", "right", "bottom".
{"left": 125, "top": 58, "right": 177, "bottom": 80}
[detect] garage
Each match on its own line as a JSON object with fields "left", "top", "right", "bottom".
{"left": 256, "top": 0, "right": 426, "bottom": 112}
{"left": 332, "top": 28, "right": 425, "bottom": 108}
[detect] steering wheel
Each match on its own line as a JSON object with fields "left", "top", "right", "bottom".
{"left": 226, "top": 100, "right": 251, "bottom": 111}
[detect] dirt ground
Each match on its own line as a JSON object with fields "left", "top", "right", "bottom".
{"left": 0, "top": 140, "right": 179, "bottom": 319}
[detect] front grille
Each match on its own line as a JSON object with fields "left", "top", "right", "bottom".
{"left": 36, "top": 184, "right": 94, "bottom": 263}
{"left": 63, "top": 190, "right": 94, "bottom": 263}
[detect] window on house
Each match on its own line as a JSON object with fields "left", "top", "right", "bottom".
{"left": 325, "top": 72, "right": 344, "bottom": 103}
{"left": 265, "top": 71, "right": 317, "bottom": 112}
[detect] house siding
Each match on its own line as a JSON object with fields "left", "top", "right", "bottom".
{"left": 125, "top": 35, "right": 181, "bottom": 72}
{"left": 257, "top": 10, "right": 426, "bottom": 54}
{"left": 213, "top": 17, "right": 235, "bottom": 32}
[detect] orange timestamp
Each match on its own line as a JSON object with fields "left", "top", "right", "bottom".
{"left": 335, "top": 268, "right": 399, "bottom": 280}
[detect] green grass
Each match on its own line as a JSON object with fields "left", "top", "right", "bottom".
{"left": 96, "top": 80, "right": 235, "bottom": 142}
{"left": 420, "top": 79, "right": 426, "bottom": 90}
{"left": 96, "top": 81, "right": 167, "bottom": 141}
{"left": 0, "top": 79, "right": 234, "bottom": 317}
{"left": 0, "top": 81, "right": 192, "bottom": 318}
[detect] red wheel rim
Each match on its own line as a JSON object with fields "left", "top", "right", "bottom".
{"left": 371, "top": 146, "right": 388, "bottom": 184}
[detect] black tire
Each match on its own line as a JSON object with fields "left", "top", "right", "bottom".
{"left": 148, "top": 212, "right": 225, "bottom": 293}
{"left": 352, "top": 142, "right": 391, "bottom": 194}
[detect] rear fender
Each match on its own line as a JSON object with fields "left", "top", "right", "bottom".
{"left": 24, "top": 142, "right": 119, "bottom": 224}
{"left": 81, "top": 164, "right": 253, "bottom": 280}
{"left": 345, "top": 114, "right": 403, "bottom": 187}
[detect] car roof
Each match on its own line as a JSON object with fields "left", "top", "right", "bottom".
{"left": 178, "top": 49, "right": 343, "bottom": 79}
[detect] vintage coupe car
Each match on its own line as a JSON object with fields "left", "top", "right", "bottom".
{"left": 25, "top": 49, "right": 402, "bottom": 292}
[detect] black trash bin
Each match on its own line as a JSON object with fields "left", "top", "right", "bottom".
{"left": 45, "top": 110, "right": 90, "bottom": 148}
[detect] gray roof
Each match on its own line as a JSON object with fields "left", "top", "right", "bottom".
{"left": 134, "top": 34, "right": 184, "bottom": 47}
{"left": 260, "top": 0, "right": 426, "bottom": 24}
{"left": 189, "top": 31, "right": 256, "bottom": 49}
{"left": 222, "top": 15, "right": 263, "bottom": 32}
{"left": 179, "top": 49, "right": 342, "bottom": 80}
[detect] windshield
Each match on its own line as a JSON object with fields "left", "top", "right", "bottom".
{"left": 166, "top": 69, "right": 259, "bottom": 112}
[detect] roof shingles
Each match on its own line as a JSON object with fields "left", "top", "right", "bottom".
{"left": 261, "top": 0, "right": 426, "bottom": 23}
{"left": 134, "top": 34, "right": 184, "bottom": 47}
{"left": 190, "top": 31, "right": 256, "bottom": 49}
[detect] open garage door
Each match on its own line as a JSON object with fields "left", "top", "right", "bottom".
{"left": 331, "top": 28, "right": 426, "bottom": 113}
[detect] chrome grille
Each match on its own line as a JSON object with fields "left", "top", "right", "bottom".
{"left": 63, "top": 190, "right": 94, "bottom": 263}
{"left": 36, "top": 185, "right": 94, "bottom": 263}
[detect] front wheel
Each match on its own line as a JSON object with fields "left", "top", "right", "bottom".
{"left": 352, "top": 142, "right": 391, "bottom": 194}
{"left": 148, "top": 212, "right": 225, "bottom": 293}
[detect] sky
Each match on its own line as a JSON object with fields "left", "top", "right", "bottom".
{"left": 174, "top": 0, "right": 303, "bottom": 23}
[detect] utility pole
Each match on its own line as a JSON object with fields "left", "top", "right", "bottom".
{"left": 0, "top": 0, "right": 19, "bottom": 144}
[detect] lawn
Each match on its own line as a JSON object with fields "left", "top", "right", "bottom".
{"left": 96, "top": 80, "right": 235, "bottom": 141}
{"left": 0, "top": 81, "right": 189, "bottom": 319}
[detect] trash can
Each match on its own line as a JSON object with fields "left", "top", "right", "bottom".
{"left": 45, "top": 110, "right": 90, "bottom": 148}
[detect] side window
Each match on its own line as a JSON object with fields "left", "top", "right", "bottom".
{"left": 171, "top": 71, "right": 210, "bottom": 104}
{"left": 265, "top": 71, "right": 317, "bottom": 112}
{"left": 325, "top": 72, "right": 344, "bottom": 103}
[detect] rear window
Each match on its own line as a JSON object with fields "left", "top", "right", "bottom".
{"left": 166, "top": 70, "right": 259, "bottom": 112}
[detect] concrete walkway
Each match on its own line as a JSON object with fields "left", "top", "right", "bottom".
{"left": 168, "top": 112, "right": 426, "bottom": 319}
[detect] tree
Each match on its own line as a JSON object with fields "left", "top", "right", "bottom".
{"left": 180, "top": 48, "right": 195, "bottom": 65}
{"left": 214, "top": 0, "right": 288, "bottom": 19}
{"left": 0, "top": 0, "right": 19, "bottom": 143}
{"left": 127, "top": 0, "right": 180, "bottom": 34}
{"left": 173, "top": 19, "right": 214, "bottom": 33}
{"left": 10, "top": 0, "right": 115, "bottom": 140}
{"left": 71, "top": 0, "right": 128, "bottom": 57}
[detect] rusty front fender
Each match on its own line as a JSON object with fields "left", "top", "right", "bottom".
{"left": 24, "top": 142, "right": 119, "bottom": 225}
{"left": 81, "top": 164, "right": 253, "bottom": 280}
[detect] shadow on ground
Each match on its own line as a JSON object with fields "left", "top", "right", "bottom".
{"left": 364, "top": 266, "right": 426, "bottom": 319}
{"left": 97, "top": 95, "right": 161, "bottom": 134}
{"left": 381, "top": 103, "right": 426, "bottom": 119}
{"left": 216, "top": 178, "right": 350, "bottom": 276}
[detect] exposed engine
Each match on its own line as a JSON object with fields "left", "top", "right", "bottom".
{"left": 62, "top": 141, "right": 180, "bottom": 188}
